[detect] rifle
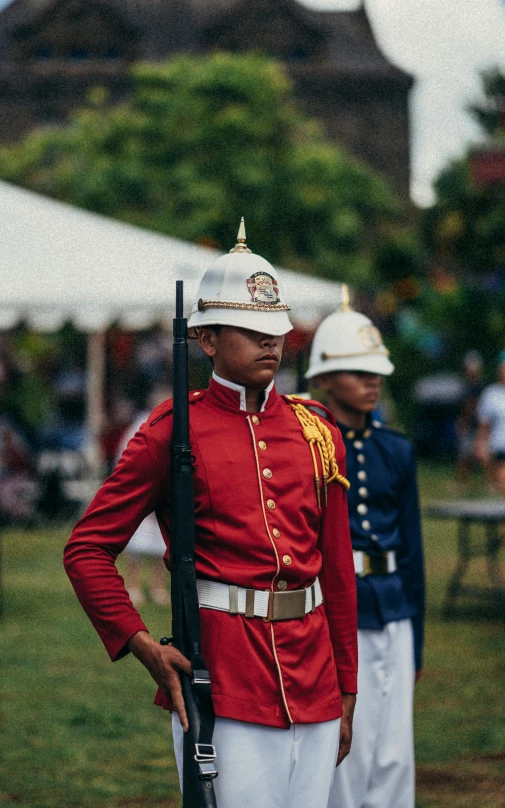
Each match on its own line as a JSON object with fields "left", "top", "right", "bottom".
{"left": 170, "top": 280, "right": 218, "bottom": 807}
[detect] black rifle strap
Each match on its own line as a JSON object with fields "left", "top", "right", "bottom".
{"left": 191, "top": 651, "right": 216, "bottom": 753}
{"left": 179, "top": 560, "right": 216, "bottom": 758}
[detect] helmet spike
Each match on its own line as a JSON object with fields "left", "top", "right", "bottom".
{"left": 229, "top": 217, "right": 252, "bottom": 253}
{"left": 338, "top": 284, "right": 353, "bottom": 312}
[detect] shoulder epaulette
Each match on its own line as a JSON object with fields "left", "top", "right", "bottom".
{"left": 282, "top": 394, "right": 349, "bottom": 499}
{"left": 150, "top": 389, "right": 205, "bottom": 426}
{"left": 282, "top": 395, "right": 336, "bottom": 427}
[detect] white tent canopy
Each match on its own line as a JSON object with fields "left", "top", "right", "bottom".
{"left": 0, "top": 180, "right": 343, "bottom": 472}
{"left": 0, "top": 180, "right": 342, "bottom": 331}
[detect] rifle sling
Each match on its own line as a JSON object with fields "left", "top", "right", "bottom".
{"left": 178, "top": 559, "right": 217, "bottom": 778}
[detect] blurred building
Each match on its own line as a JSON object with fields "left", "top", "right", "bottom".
{"left": 0, "top": 0, "right": 413, "bottom": 197}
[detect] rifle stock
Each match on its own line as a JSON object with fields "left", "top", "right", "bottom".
{"left": 170, "top": 281, "right": 218, "bottom": 808}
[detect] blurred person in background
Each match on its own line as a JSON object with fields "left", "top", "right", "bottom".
{"left": 306, "top": 288, "right": 425, "bottom": 808}
{"left": 40, "top": 365, "right": 89, "bottom": 453}
{"left": 115, "top": 386, "right": 171, "bottom": 607}
{"left": 0, "top": 353, "right": 38, "bottom": 524}
{"left": 101, "top": 396, "right": 136, "bottom": 476}
{"left": 474, "top": 351, "right": 505, "bottom": 496}
{"left": 455, "top": 351, "right": 485, "bottom": 492}
{"left": 0, "top": 418, "right": 38, "bottom": 525}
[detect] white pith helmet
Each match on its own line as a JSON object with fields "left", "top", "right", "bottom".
{"left": 305, "top": 285, "right": 394, "bottom": 379}
{"left": 188, "top": 219, "right": 293, "bottom": 337}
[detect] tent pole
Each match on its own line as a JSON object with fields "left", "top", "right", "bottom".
{"left": 86, "top": 329, "right": 107, "bottom": 477}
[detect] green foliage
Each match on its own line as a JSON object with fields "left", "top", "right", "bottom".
{"left": 421, "top": 282, "right": 505, "bottom": 363}
{"left": 468, "top": 67, "right": 505, "bottom": 136}
{"left": 420, "top": 67, "right": 505, "bottom": 368}
{"left": 422, "top": 158, "right": 505, "bottom": 275}
{"left": 0, "top": 52, "right": 404, "bottom": 286}
{"left": 374, "top": 231, "right": 424, "bottom": 285}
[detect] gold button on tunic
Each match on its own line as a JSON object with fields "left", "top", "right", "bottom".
{"left": 277, "top": 580, "right": 288, "bottom": 591}
{"left": 252, "top": 415, "right": 260, "bottom": 425}
{"left": 267, "top": 499, "right": 276, "bottom": 510}
{"left": 259, "top": 441, "right": 267, "bottom": 451}
{"left": 283, "top": 555, "right": 292, "bottom": 566}
{"left": 273, "top": 528, "right": 281, "bottom": 539}
{"left": 263, "top": 468, "right": 273, "bottom": 479}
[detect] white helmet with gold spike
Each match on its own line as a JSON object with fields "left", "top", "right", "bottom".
{"left": 188, "top": 219, "right": 293, "bottom": 337}
{"left": 305, "top": 285, "right": 394, "bottom": 379}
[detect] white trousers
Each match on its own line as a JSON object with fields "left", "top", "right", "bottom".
{"left": 329, "top": 619, "right": 415, "bottom": 808}
{"left": 173, "top": 713, "right": 340, "bottom": 808}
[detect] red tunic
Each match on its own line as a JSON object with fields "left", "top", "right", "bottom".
{"left": 64, "top": 378, "right": 358, "bottom": 729}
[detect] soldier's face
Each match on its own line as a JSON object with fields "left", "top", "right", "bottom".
{"left": 198, "top": 326, "right": 284, "bottom": 388}
{"left": 317, "top": 371, "right": 382, "bottom": 414}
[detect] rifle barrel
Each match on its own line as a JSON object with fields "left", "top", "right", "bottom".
{"left": 170, "top": 281, "right": 218, "bottom": 808}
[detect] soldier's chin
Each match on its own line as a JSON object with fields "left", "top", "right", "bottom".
{"left": 359, "top": 400, "right": 377, "bottom": 413}
{"left": 249, "top": 366, "right": 277, "bottom": 387}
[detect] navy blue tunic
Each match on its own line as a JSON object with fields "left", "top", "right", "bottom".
{"left": 338, "top": 418, "right": 425, "bottom": 671}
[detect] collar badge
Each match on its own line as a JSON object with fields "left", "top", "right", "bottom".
{"left": 247, "top": 272, "right": 280, "bottom": 305}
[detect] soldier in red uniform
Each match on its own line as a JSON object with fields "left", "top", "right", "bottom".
{"left": 63, "top": 222, "right": 358, "bottom": 808}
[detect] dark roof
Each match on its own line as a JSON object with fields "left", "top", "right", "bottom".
{"left": 322, "top": 9, "right": 411, "bottom": 80}
{"left": 0, "top": 0, "right": 413, "bottom": 83}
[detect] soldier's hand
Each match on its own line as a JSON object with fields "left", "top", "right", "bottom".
{"left": 128, "top": 630, "right": 192, "bottom": 731}
{"left": 336, "top": 693, "right": 356, "bottom": 767}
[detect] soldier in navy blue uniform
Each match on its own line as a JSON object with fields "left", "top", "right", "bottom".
{"left": 306, "top": 287, "right": 425, "bottom": 808}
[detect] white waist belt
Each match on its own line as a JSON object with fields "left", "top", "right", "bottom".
{"left": 353, "top": 550, "right": 397, "bottom": 576}
{"left": 196, "top": 577, "right": 323, "bottom": 620}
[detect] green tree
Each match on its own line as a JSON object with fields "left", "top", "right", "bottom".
{"left": 0, "top": 53, "right": 404, "bottom": 286}
{"left": 419, "top": 67, "right": 505, "bottom": 367}
{"left": 468, "top": 67, "right": 505, "bottom": 137}
{"left": 422, "top": 157, "right": 505, "bottom": 277}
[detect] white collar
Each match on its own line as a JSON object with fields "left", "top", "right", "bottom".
{"left": 212, "top": 371, "right": 274, "bottom": 412}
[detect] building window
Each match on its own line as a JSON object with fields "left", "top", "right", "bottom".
{"left": 289, "top": 48, "right": 308, "bottom": 61}
{"left": 104, "top": 46, "right": 121, "bottom": 59}
{"left": 35, "top": 46, "right": 55, "bottom": 59}
{"left": 68, "top": 47, "right": 90, "bottom": 60}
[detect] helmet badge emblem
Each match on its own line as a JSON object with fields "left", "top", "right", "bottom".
{"left": 247, "top": 272, "right": 280, "bottom": 305}
{"left": 359, "top": 325, "right": 384, "bottom": 351}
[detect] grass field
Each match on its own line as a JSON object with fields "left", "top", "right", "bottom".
{"left": 1, "top": 463, "right": 505, "bottom": 807}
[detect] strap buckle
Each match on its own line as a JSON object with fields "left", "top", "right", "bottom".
{"left": 194, "top": 743, "right": 216, "bottom": 762}
{"left": 194, "top": 744, "right": 218, "bottom": 781}
{"left": 192, "top": 669, "right": 211, "bottom": 686}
